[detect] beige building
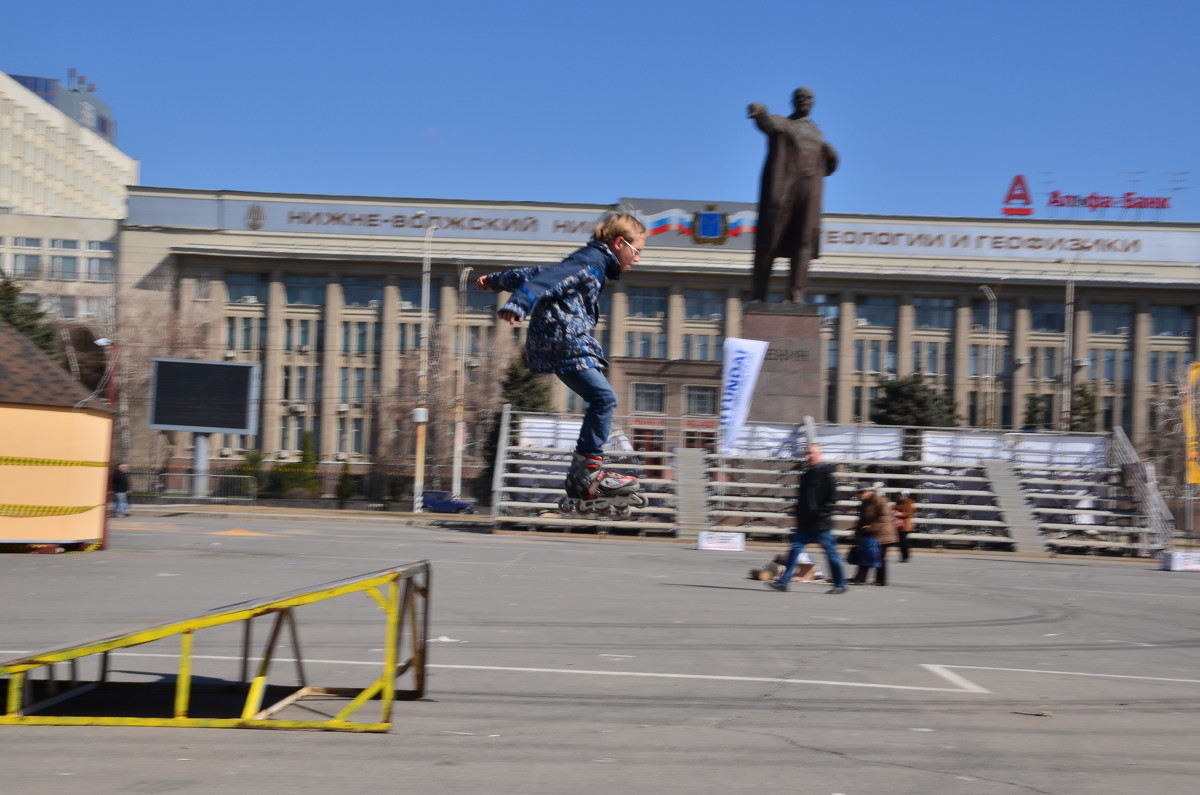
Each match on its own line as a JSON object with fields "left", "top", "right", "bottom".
{"left": 0, "top": 70, "right": 137, "bottom": 335}
{"left": 116, "top": 187, "right": 1200, "bottom": 491}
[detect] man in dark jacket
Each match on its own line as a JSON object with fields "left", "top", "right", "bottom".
{"left": 110, "top": 463, "right": 130, "bottom": 517}
{"left": 767, "top": 444, "right": 848, "bottom": 594}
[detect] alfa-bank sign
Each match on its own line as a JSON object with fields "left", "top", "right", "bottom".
{"left": 1001, "top": 174, "right": 1171, "bottom": 217}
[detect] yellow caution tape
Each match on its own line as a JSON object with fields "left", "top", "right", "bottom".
{"left": 0, "top": 457, "right": 108, "bottom": 468}
{"left": 0, "top": 504, "right": 103, "bottom": 517}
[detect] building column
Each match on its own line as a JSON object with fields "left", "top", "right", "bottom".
{"left": 1130, "top": 300, "right": 1151, "bottom": 446}
{"left": 380, "top": 276, "right": 400, "bottom": 400}
{"left": 321, "top": 279, "right": 343, "bottom": 456}
{"left": 896, "top": 294, "right": 914, "bottom": 374}
{"left": 724, "top": 287, "right": 741, "bottom": 339}
{"left": 952, "top": 296, "right": 972, "bottom": 423}
{"left": 1011, "top": 296, "right": 1031, "bottom": 428}
{"left": 667, "top": 284, "right": 684, "bottom": 359}
{"left": 836, "top": 291, "right": 856, "bottom": 423}
{"left": 263, "top": 270, "right": 286, "bottom": 455}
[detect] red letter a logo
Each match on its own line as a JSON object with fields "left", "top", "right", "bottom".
{"left": 1002, "top": 174, "right": 1034, "bottom": 216}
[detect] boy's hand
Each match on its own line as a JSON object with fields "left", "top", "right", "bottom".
{"left": 497, "top": 309, "right": 521, "bottom": 325}
{"left": 475, "top": 274, "right": 492, "bottom": 291}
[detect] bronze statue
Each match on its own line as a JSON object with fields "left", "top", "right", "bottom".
{"left": 748, "top": 87, "right": 838, "bottom": 303}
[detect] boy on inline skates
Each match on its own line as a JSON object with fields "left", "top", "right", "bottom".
{"left": 476, "top": 212, "right": 647, "bottom": 516}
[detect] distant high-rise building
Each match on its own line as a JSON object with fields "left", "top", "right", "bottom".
{"left": 10, "top": 69, "right": 117, "bottom": 143}
{"left": 0, "top": 68, "right": 139, "bottom": 336}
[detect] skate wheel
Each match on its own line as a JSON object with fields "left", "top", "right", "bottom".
{"left": 615, "top": 506, "right": 632, "bottom": 519}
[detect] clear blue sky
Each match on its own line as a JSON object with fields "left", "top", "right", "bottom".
{"left": 6, "top": 0, "right": 1200, "bottom": 221}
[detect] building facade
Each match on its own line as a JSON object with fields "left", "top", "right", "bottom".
{"left": 0, "top": 70, "right": 138, "bottom": 337}
{"left": 116, "top": 187, "right": 1200, "bottom": 490}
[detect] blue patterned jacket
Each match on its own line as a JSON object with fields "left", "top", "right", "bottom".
{"left": 484, "top": 241, "right": 620, "bottom": 374}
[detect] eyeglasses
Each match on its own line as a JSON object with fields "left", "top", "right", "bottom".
{"left": 622, "top": 239, "right": 643, "bottom": 256}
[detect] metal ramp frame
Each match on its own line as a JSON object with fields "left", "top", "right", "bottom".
{"left": 1, "top": 562, "right": 430, "bottom": 732}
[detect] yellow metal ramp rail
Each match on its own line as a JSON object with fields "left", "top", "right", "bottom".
{"left": 1, "top": 561, "right": 430, "bottom": 732}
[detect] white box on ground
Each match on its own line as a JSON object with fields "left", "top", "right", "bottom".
{"left": 1161, "top": 550, "right": 1200, "bottom": 572}
{"left": 697, "top": 531, "right": 746, "bottom": 552}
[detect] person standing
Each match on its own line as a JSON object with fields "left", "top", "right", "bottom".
{"left": 893, "top": 489, "right": 917, "bottom": 562}
{"left": 851, "top": 482, "right": 893, "bottom": 585}
{"left": 110, "top": 463, "right": 130, "bottom": 518}
{"left": 767, "top": 444, "right": 848, "bottom": 595}
{"left": 476, "top": 213, "right": 646, "bottom": 510}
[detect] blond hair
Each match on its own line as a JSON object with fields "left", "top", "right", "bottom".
{"left": 592, "top": 212, "right": 646, "bottom": 246}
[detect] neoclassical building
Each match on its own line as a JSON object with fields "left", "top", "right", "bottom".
{"left": 115, "top": 187, "right": 1199, "bottom": 487}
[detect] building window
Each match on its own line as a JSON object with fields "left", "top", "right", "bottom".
{"left": 285, "top": 275, "right": 326, "bottom": 306}
{"left": 84, "top": 257, "right": 114, "bottom": 282}
{"left": 463, "top": 281, "right": 496, "bottom": 312}
{"left": 398, "top": 322, "right": 420, "bottom": 353}
{"left": 1091, "top": 303, "right": 1133, "bottom": 335}
{"left": 227, "top": 272, "right": 268, "bottom": 303}
{"left": 343, "top": 277, "right": 383, "bottom": 307}
{"left": 240, "top": 318, "right": 256, "bottom": 350}
{"left": 970, "top": 298, "right": 1015, "bottom": 331}
{"left": 14, "top": 237, "right": 42, "bottom": 248}
{"left": 1152, "top": 305, "right": 1192, "bottom": 337}
{"left": 50, "top": 256, "right": 77, "bottom": 280}
{"left": 355, "top": 322, "right": 369, "bottom": 354}
{"left": 56, "top": 296, "right": 77, "bottom": 319}
{"left": 681, "top": 333, "right": 720, "bottom": 361}
{"left": 827, "top": 338, "right": 838, "bottom": 371}
{"left": 632, "top": 428, "right": 666, "bottom": 452}
{"left": 914, "top": 297, "right": 956, "bottom": 329}
{"left": 1165, "top": 352, "right": 1180, "bottom": 382}
{"left": 632, "top": 383, "right": 665, "bottom": 413}
{"left": 87, "top": 240, "right": 116, "bottom": 252}
{"left": 684, "top": 385, "right": 717, "bottom": 416}
{"left": 625, "top": 331, "right": 666, "bottom": 359}
{"left": 50, "top": 239, "right": 79, "bottom": 250}
{"left": 857, "top": 295, "right": 898, "bottom": 327}
{"left": 399, "top": 278, "right": 440, "bottom": 310}
{"left": 809, "top": 293, "right": 839, "bottom": 322}
{"left": 1030, "top": 301, "right": 1065, "bottom": 333}
{"left": 684, "top": 289, "right": 724, "bottom": 320}
{"left": 627, "top": 287, "right": 668, "bottom": 318}
{"left": 13, "top": 253, "right": 40, "bottom": 278}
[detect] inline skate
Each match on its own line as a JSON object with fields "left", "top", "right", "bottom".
{"left": 557, "top": 453, "right": 648, "bottom": 519}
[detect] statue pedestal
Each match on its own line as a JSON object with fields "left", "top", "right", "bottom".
{"left": 741, "top": 302, "right": 822, "bottom": 424}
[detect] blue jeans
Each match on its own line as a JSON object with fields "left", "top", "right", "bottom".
{"left": 113, "top": 492, "right": 129, "bottom": 516}
{"left": 555, "top": 367, "right": 617, "bottom": 458}
{"left": 778, "top": 526, "right": 846, "bottom": 588}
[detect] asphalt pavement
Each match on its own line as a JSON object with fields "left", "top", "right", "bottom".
{"left": 2, "top": 509, "right": 1199, "bottom": 794}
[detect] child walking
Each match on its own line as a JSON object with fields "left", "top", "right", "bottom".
{"left": 476, "top": 212, "right": 646, "bottom": 511}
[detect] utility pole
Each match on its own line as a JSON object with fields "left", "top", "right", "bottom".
{"left": 412, "top": 223, "right": 436, "bottom": 512}
{"left": 451, "top": 263, "right": 472, "bottom": 499}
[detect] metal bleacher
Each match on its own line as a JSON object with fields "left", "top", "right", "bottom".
{"left": 490, "top": 409, "right": 1170, "bottom": 557}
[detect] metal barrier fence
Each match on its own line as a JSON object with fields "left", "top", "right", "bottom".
{"left": 134, "top": 473, "right": 257, "bottom": 508}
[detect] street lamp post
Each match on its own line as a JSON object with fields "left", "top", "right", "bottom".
{"left": 451, "top": 263, "right": 472, "bottom": 500}
{"left": 1060, "top": 257, "right": 1076, "bottom": 431}
{"left": 412, "top": 223, "right": 437, "bottom": 513}
{"left": 979, "top": 285, "right": 998, "bottom": 429}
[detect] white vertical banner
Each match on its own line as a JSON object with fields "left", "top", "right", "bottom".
{"left": 719, "top": 337, "right": 769, "bottom": 456}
